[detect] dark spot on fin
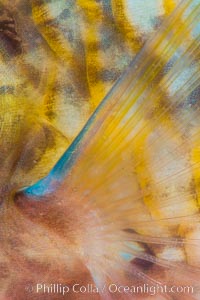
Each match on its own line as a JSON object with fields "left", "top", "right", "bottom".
{"left": 131, "top": 257, "right": 154, "bottom": 271}
{"left": 131, "top": 245, "right": 155, "bottom": 271}
{"left": 124, "top": 228, "right": 137, "bottom": 234}
{"left": 124, "top": 228, "right": 155, "bottom": 271}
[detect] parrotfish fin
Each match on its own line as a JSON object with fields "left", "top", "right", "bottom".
{"left": 21, "top": 0, "right": 200, "bottom": 296}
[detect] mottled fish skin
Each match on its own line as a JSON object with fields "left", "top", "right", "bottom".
{"left": 0, "top": 0, "right": 182, "bottom": 191}
{"left": 0, "top": 0, "right": 200, "bottom": 300}
{"left": 0, "top": 0, "right": 181, "bottom": 139}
